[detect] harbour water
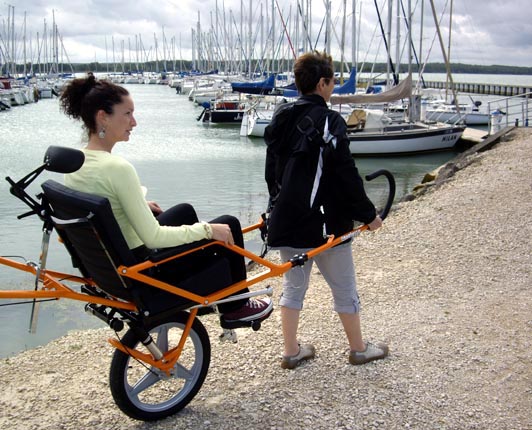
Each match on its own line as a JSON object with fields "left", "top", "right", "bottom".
{"left": 0, "top": 81, "right": 506, "bottom": 357}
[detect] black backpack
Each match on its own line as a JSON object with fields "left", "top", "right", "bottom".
{"left": 264, "top": 100, "right": 329, "bottom": 213}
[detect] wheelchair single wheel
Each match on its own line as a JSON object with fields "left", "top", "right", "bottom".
{"left": 109, "top": 312, "right": 211, "bottom": 421}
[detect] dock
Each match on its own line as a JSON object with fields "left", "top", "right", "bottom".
{"left": 461, "top": 127, "right": 488, "bottom": 144}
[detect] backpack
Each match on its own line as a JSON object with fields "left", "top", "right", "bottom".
{"left": 265, "top": 100, "right": 329, "bottom": 214}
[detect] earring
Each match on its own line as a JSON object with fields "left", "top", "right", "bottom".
{"left": 98, "top": 128, "right": 106, "bottom": 139}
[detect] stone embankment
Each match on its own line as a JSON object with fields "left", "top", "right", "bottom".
{"left": 1, "top": 128, "right": 530, "bottom": 429}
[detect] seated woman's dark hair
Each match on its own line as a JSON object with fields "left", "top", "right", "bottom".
{"left": 60, "top": 74, "right": 130, "bottom": 135}
{"left": 294, "top": 50, "right": 334, "bottom": 95}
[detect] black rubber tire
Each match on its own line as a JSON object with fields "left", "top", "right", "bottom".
{"left": 109, "top": 312, "right": 211, "bottom": 421}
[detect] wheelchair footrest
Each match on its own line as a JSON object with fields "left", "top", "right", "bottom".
{"left": 219, "top": 307, "right": 273, "bottom": 331}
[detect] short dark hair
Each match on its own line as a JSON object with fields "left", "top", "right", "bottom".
{"left": 294, "top": 50, "right": 334, "bottom": 95}
{"left": 60, "top": 74, "right": 129, "bottom": 136}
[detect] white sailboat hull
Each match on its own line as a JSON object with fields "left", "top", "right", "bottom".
{"left": 425, "top": 110, "right": 489, "bottom": 125}
{"left": 247, "top": 113, "right": 272, "bottom": 137}
{"left": 240, "top": 108, "right": 274, "bottom": 137}
{"left": 348, "top": 123, "right": 465, "bottom": 155}
{"left": 39, "top": 88, "right": 53, "bottom": 98}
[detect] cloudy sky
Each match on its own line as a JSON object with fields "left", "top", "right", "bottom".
{"left": 4, "top": 0, "right": 532, "bottom": 69}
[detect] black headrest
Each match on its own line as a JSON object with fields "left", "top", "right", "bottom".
{"left": 44, "top": 146, "right": 85, "bottom": 174}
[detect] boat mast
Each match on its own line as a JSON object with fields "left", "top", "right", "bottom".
{"left": 112, "top": 36, "right": 116, "bottom": 73}
{"left": 197, "top": 12, "right": 202, "bottom": 71}
{"left": 407, "top": 0, "right": 413, "bottom": 121}
{"left": 376, "top": 0, "right": 398, "bottom": 86}
{"left": 12, "top": 5, "right": 16, "bottom": 76}
{"left": 445, "top": 0, "right": 453, "bottom": 101}
{"left": 121, "top": 39, "right": 125, "bottom": 73}
{"left": 135, "top": 35, "right": 139, "bottom": 72}
{"left": 271, "top": 0, "right": 275, "bottom": 72}
{"left": 215, "top": 0, "right": 220, "bottom": 72}
{"left": 248, "top": 0, "right": 252, "bottom": 79}
{"left": 52, "top": 9, "right": 58, "bottom": 75}
{"left": 325, "top": 0, "right": 331, "bottom": 53}
{"left": 23, "top": 11, "right": 27, "bottom": 76}
{"left": 179, "top": 33, "right": 183, "bottom": 72}
{"left": 295, "top": 1, "right": 299, "bottom": 58}
{"left": 260, "top": 3, "right": 264, "bottom": 73}
{"left": 104, "top": 37, "right": 109, "bottom": 73}
{"left": 127, "top": 37, "right": 131, "bottom": 73}
{"left": 419, "top": 0, "right": 424, "bottom": 74}
{"left": 43, "top": 19, "right": 48, "bottom": 75}
{"left": 229, "top": 9, "right": 234, "bottom": 73}
{"left": 162, "top": 27, "right": 168, "bottom": 72}
{"left": 309, "top": 0, "right": 312, "bottom": 51}
{"left": 351, "top": 0, "right": 357, "bottom": 72}
{"left": 428, "top": 0, "right": 460, "bottom": 113}
{"left": 340, "top": 0, "right": 347, "bottom": 82}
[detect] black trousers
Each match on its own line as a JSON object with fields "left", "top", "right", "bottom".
{"left": 154, "top": 203, "right": 248, "bottom": 312}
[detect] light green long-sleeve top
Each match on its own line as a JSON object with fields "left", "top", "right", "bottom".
{"left": 64, "top": 149, "right": 212, "bottom": 250}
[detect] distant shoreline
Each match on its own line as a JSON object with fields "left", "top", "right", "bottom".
{"left": 6, "top": 61, "right": 532, "bottom": 76}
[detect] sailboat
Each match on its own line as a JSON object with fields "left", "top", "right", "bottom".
{"left": 422, "top": 0, "right": 489, "bottom": 126}
{"left": 331, "top": 0, "right": 465, "bottom": 156}
{"left": 424, "top": 99, "right": 490, "bottom": 125}
{"left": 331, "top": 75, "right": 465, "bottom": 155}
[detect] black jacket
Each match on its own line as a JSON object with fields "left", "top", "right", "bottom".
{"left": 264, "top": 94, "right": 376, "bottom": 248}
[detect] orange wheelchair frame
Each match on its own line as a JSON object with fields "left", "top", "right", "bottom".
{"left": 0, "top": 146, "right": 395, "bottom": 421}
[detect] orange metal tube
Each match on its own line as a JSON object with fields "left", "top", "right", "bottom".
{"left": 0, "top": 219, "right": 370, "bottom": 369}
{"left": 0, "top": 221, "right": 368, "bottom": 310}
{"left": 108, "top": 308, "right": 199, "bottom": 374}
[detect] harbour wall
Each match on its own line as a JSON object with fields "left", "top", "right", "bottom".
{"left": 357, "top": 76, "right": 532, "bottom": 97}
{"left": 416, "top": 80, "right": 532, "bottom": 97}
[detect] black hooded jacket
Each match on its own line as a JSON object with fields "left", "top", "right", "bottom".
{"left": 264, "top": 94, "right": 376, "bottom": 248}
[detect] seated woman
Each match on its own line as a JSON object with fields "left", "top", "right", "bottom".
{"left": 59, "top": 73, "right": 272, "bottom": 324}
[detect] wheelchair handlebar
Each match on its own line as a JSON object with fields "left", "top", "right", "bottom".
{"left": 364, "top": 169, "right": 396, "bottom": 221}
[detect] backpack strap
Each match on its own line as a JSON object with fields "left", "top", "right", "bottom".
{"left": 296, "top": 114, "right": 321, "bottom": 142}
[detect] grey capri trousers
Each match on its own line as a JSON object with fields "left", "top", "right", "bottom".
{"left": 278, "top": 241, "right": 361, "bottom": 314}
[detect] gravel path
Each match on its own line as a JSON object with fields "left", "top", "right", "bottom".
{"left": 1, "top": 129, "right": 531, "bottom": 430}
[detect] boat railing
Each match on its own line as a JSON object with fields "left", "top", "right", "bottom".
{"left": 487, "top": 92, "right": 531, "bottom": 134}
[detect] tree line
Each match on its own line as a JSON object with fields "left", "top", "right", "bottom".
{"left": 6, "top": 61, "right": 532, "bottom": 76}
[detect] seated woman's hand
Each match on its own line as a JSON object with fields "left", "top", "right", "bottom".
{"left": 147, "top": 201, "right": 163, "bottom": 215}
{"left": 210, "top": 223, "right": 235, "bottom": 245}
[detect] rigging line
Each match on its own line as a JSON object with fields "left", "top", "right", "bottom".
{"left": 297, "top": 1, "right": 313, "bottom": 51}
{"left": 357, "top": 6, "right": 384, "bottom": 78}
{"left": 373, "top": 0, "right": 399, "bottom": 85}
{"left": 428, "top": 0, "right": 460, "bottom": 112}
{"left": 415, "top": 0, "right": 449, "bottom": 94}
{"left": 399, "top": 0, "right": 426, "bottom": 88}
{"left": 275, "top": 0, "right": 297, "bottom": 59}
{"left": 313, "top": 15, "right": 326, "bottom": 51}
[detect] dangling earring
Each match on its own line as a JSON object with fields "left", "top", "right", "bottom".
{"left": 98, "top": 128, "right": 106, "bottom": 139}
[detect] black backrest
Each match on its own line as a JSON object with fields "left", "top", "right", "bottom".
{"left": 41, "top": 179, "right": 136, "bottom": 301}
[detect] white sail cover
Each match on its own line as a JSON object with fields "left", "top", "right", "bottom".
{"left": 330, "top": 74, "right": 412, "bottom": 105}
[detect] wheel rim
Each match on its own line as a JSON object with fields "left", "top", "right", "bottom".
{"left": 122, "top": 321, "right": 205, "bottom": 413}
